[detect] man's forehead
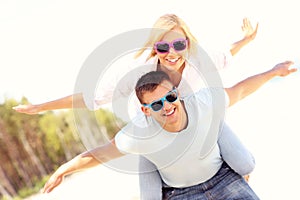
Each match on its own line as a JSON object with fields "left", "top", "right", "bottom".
{"left": 143, "top": 81, "right": 173, "bottom": 99}
{"left": 141, "top": 80, "right": 175, "bottom": 104}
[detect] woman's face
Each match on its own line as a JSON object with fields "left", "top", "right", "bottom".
{"left": 155, "top": 27, "right": 188, "bottom": 72}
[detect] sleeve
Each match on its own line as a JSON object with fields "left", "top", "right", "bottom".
{"left": 115, "top": 129, "right": 134, "bottom": 154}
{"left": 83, "top": 59, "right": 156, "bottom": 111}
{"left": 224, "top": 89, "right": 230, "bottom": 108}
{"left": 81, "top": 65, "right": 126, "bottom": 110}
{"left": 82, "top": 80, "right": 115, "bottom": 110}
{"left": 208, "top": 49, "right": 233, "bottom": 70}
{"left": 82, "top": 58, "right": 142, "bottom": 111}
{"left": 195, "top": 87, "right": 229, "bottom": 108}
{"left": 200, "top": 45, "right": 233, "bottom": 70}
{"left": 114, "top": 118, "right": 145, "bottom": 154}
{"left": 82, "top": 91, "right": 96, "bottom": 111}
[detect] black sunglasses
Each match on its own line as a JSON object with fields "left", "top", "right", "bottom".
{"left": 143, "top": 88, "right": 178, "bottom": 112}
{"left": 154, "top": 38, "right": 187, "bottom": 54}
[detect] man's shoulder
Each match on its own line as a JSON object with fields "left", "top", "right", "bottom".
{"left": 118, "top": 114, "right": 158, "bottom": 137}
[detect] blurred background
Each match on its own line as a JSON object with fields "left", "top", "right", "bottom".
{"left": 1, "top": 0, "right": 299, "bottom": 199}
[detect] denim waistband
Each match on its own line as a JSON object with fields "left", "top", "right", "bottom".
{"left": 162, "top": 161, "right": 230, "bottom": 190}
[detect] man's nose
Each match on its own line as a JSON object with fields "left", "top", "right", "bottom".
{"left": 163, "top": 101, "right": 173, "bottom": 110}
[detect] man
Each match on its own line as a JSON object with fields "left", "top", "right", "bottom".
{"left": 43, "top": 61, "right": 296, "bottom": 199}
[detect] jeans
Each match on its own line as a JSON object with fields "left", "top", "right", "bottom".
{"left": 218, "top": 123, "right": 255, "bottom": 176}
{"left": 162, "top": 162, "right": 260, "bottom": 200}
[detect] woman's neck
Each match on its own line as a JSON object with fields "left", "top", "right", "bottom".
{"left": 157, "top": 63, "right": 185, "bottom": 87}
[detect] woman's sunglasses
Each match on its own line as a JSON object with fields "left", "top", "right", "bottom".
{"left": 154, "top": 39, "right": 187, "bottom": 54}
{"left": 143, "top": 88, "right": 178, "bottom": 112}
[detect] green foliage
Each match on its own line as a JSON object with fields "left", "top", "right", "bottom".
{"left": 0, "top": 98, "right": 124, "bottom": 199}
{"left": 17, "top": 176, "right": 49, "bottom": 198}
{"left": 39, "top": 113, "right": 65, "bottom": 162}
{"left": 94, "top": 108, "right": 126, "bottom": 138}
{"left": 1, "top": 196, "right": 21, "bottom": 200}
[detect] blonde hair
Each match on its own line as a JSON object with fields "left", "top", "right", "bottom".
{"left": 134, "top": 14, "right": 198, "bottom": 61}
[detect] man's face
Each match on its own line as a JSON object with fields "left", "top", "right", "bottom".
{"left": 141, "top": 80, "right": 185, "bottom": 132}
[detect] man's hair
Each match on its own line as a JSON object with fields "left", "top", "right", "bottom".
{"left": 135, "top": 71, "right": 171, "bottom": 104}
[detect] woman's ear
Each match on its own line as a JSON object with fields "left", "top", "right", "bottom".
{"left": 141, "top": 106, "right": 151, "bottom": 116}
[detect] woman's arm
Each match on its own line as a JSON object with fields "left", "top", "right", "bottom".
{"left": 230, "top": 18, "right": 258, "bottom": 56}
{"left": 208, "top": 18, "right": 258, "bottom": 70}
{"left": 13, "top": 93, "right": 86, "bottom": 114}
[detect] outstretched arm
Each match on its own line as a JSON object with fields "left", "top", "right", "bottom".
{"left": 13, "top": 93, "right": 86, "bottom": 114}
{"left": 230, "top": 18, "right": 259, "bottom": 56}
{"left": 225, "top": 61, "right": 297, "bottom": 106}
{"left": 210, "top": 18, "right": 258, "bottom": 70}
{"left": 42, "top": 139, "right": 124, "bottom": 193}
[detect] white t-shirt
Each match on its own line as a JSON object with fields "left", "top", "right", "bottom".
{"left": 115, "top": 88, "right": 229, "bottom": 187}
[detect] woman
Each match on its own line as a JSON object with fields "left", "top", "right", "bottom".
{"left": 14, "top": 14, "right": 258, "bottom": 199}
{"left": 13, "top": 15, "right": 257, "bottom": 114}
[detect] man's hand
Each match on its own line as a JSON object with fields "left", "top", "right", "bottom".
{"left": 225, "top": 60, "right": 297, "bottom": 106}
{"left": 42, "top": 169, "right": 65, "bottom": 193}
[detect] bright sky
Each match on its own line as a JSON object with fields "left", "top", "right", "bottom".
{"left": 1, "top": 0, "right": 299, "bottom": 199}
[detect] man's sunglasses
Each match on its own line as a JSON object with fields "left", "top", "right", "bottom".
{"left": 154, "top": 38, "right": 188, "bottom": 54}
{"left": 143, "top": 88, "right": 178, "bottom": 112}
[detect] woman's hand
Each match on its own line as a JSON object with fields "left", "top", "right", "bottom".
{"left": 241, "top": 18, "right": 258, "bottom": 41}
{"left": 13, "top": 104, "right": 41, "bottom": 115}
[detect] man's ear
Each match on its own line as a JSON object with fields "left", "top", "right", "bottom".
{"left": 141, "top": 106, "right": 151, "bottom": 116}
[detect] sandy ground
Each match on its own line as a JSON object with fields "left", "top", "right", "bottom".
{"left": 26, "top": 157, "right": 140, "bottom": 200}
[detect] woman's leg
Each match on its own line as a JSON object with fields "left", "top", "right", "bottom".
{"left": 218, "top": 122, "right": 255, "bottom": 176}
{"left": 139, "top": 156, "right": 162, "bottom": 200}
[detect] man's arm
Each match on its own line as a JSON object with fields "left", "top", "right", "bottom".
{"left": 42, "top": 139, "right": 124, "bottom": 193}
{"left": 230, "top": 18, "right": 258, "bottom": 56}
{"left": 12, "top": 93, "right": 86, "bottom": 114}
{"left": 225, "top": 61, "right": 297, "bottom": 106}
